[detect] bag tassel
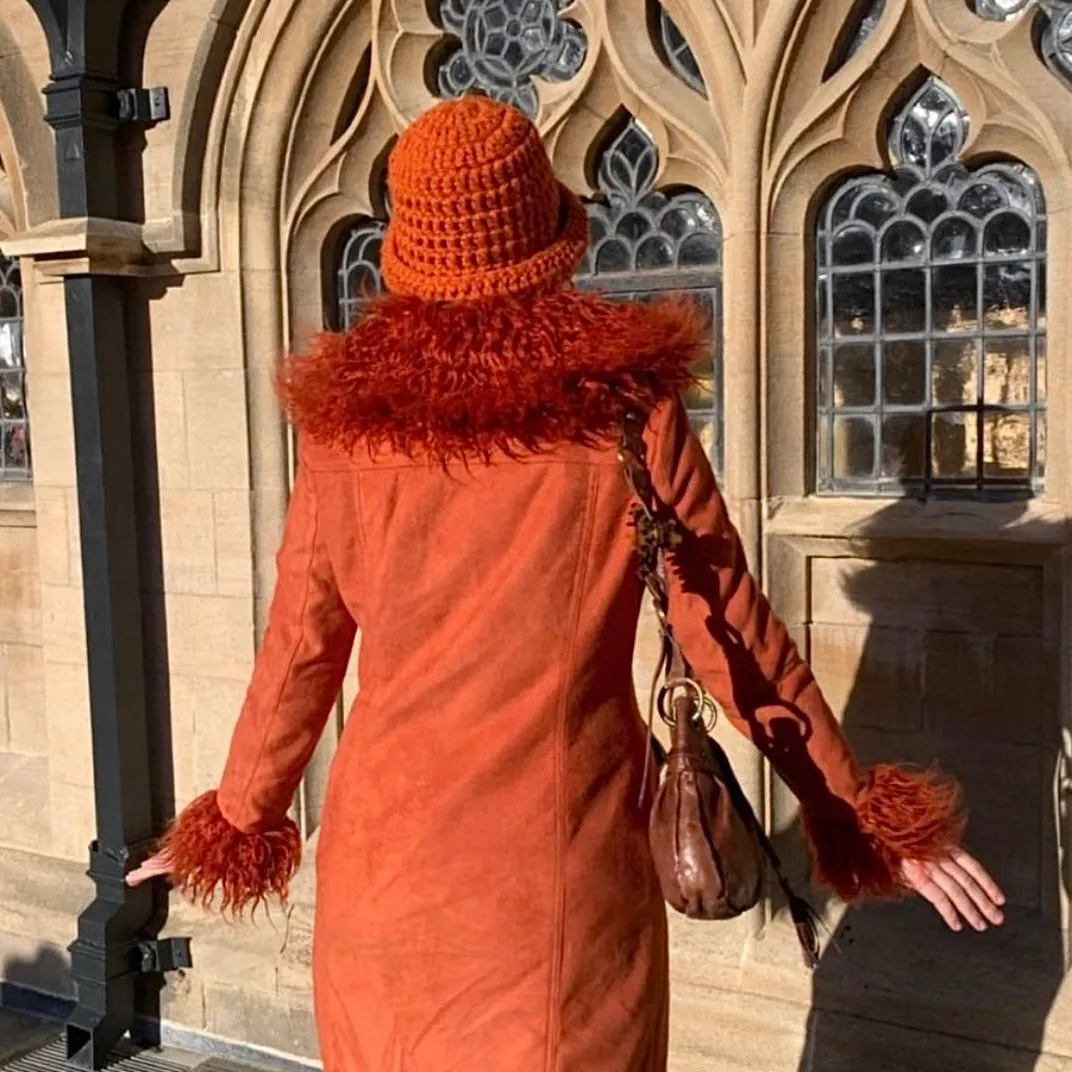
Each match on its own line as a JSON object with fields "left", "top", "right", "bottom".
{"left": 782, "top": 881, "right": 822, "bottom": 970}
{"left": 760, "top": 829, "right": 825, "bottom": 970}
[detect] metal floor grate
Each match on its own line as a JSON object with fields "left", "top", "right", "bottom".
{"left": 2, "top": 1038, "right": 264, "bottom": 1072}
{"left": 3, "top": 1039, "right": 187, "bottom": 1072}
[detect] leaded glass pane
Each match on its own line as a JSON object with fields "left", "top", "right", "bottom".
{"left": 973, "top": 0, "right": 1032, "bottom": 18}
{"left": 578, "top": 118, "right": 723, "bottom": 474}
{"left": 1040, "top": 3, "right": 1072, "bottom": 86}
{"left": 436, "top": 0, "right": 587, "bottom": 119}
{"left": 826, "top": 0, "right": 886, "bottom": 76}
{"left": 336, "top": 219, "right": 387, "bottom": 330}
{"left": 973, "top": 0, "right": 1072, "bottom": 87}
{"left": 815, "top": 76, "right": 1047, "bottom": 498}
{"left": 0, "top": 255, "right": 29, "bottom": 481}
{"left": 654, "top": 3, "right": 706, "bottom": 96}
{"left": 844, "top": 0, "right": 886, "bottom": 61}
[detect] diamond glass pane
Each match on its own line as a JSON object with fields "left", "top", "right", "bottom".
{"left": 578, "top": 118, "right": 723, "bottom": 474}
{"left": 0, "top": 255, "right": 29, "bottom": 481}
{"left": 436, "top": 0, "right": 587, "bottom": 118}
{"left": 815, "top": 76, "right": 1047, "bottom": 498}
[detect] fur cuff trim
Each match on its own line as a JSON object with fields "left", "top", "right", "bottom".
{"left": 278, "top": 290, "right": 708, "bottom": 464}
{"left": 802, "top": 764, "right": 966, "bottom": 903}
{"left": 160, "top": 791, "right": 302, "bottom": 916}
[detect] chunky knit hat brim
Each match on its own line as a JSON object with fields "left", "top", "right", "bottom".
{"left": 381, "top": 183, "right": 589, "bottom": 302}
{"left": 379, "top": 97, "right": 591, "bottom": 302}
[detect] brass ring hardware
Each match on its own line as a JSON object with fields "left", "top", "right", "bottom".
{"left": 657, "top": 677, "right": 718, "bottom": 731}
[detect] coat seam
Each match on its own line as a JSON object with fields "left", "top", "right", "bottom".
{"left": 228, "top": 471, "right": 322, "bottom": 828}
{"left": 352, "top": 469, "right": 370, "bottom": 626}
{"left": 544, "top": 467, "right": 600, "bottom": 1072}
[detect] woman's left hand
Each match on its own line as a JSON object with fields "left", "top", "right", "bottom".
{"left": 901, "top": 847, "right": 1006, "bottom": 932}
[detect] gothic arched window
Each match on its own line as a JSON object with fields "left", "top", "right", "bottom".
{"left": 652, "top": 2, "right": 706, "bottom": 95}
{"left": 815, "top": 76, "right": 1047, "bottom": 498}
{"left": 578, "top": 118, "right": 723, "bottom": 471}
{"left": 0, "top": 255, "right": 29, "bottom": 481}
{"left": 335, "top": 218, "right": 387, "bottom": 330}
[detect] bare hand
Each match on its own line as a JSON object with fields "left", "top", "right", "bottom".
{"left": 126, "top": 850, "right": 174, "bottom": 888}
{"left": 901, "top": 847, "right": 1005, "bottom": 932}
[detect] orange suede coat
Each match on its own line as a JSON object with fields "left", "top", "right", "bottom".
{"left": 163, "top": 292, "right": 962, "bottom": 1072}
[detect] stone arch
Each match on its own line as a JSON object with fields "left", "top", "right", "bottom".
{"left": 0, "top": 15, "right": 57, "bottom": 232}
{"left": 0, "top": 15, "right": 57, "bottom": 490}
{"left": 187, "top": 0, "right": 379, "bottom": 646}
{"left": 141, "top": 0, "right": 255, "bottom": 255}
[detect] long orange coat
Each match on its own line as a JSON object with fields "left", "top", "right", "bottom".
{"left": 163, "top": 292, "right": 962, "bottom": 1072}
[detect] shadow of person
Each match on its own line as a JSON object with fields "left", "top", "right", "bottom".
{"left": 0, "top": 944, "right": 70, "bottom": 1058}
{"left": 761, "top": 497, "right": 1068, "bottom": 1071}
{"left": 666, "top": 486, "right": 1068, "bottom": 1067}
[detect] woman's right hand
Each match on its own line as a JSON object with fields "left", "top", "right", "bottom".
{"left": 126, "top": 849, "right": 174, "bottom": 888}
{"left": 901, "top": 848, "right": 1005, "bottom": 932}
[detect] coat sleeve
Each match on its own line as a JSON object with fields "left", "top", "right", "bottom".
{"left": 647, "top": 395, "right": 964, "bottom": 902}
{"left": 158, "top": 460, "right": 357, "bottom": 915}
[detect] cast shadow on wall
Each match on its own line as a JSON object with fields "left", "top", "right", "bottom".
{"left": 761, "top": 501, "right": 1068, "bottom": 1072}
{"left": 0, "top": 944, "right": 70, "bottom": 1022}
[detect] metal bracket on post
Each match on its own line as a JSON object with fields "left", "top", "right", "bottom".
{"left": 138, "top": 938, "right": 192, "bottom": 975}
{"left": 116, "top": 87, "right": 170, "bottom": 125}
{"left": 65, "top": 842, "right": 151, "bottom": 1067}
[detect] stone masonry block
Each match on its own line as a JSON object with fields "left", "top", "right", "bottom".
{"left": 162, "top": 594, "right": 255, "bottom": 682}
{"left": 43, "top": 659, "right": 91, "bottom": 788}
{"left": 810, "top": 623, "right": 924, "bottom": 733}
{"left": 47, "top": 779, "right": 95, "bottom": 862}
{"left": 157, "top": 488, "right": 218, "bottom": 595}
{"left": 182, "top": 370, "right": 251, "bottom": 492}
{"left": 32, "top": 486, "right": 69, "bottom": 587}
{"left": 811, "top": 558, "right": 1043, "bottom": 637}
{"left": 39, "top": 584, "right": 86, "bottom": 665}
{"left": 22, "top": 373, "right": 75, "bottom": 489}
{"left": 138, "top": 272, "right": 243, "bottom": 373}
{"left": 213, "top": 490, "right": 254, "bottom": 598}
{"left": 5, "top": 642, "right": 46, "bottom": 755}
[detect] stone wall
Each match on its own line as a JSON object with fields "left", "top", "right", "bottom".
{"left": 129, "top": 269, "right": 258, "bottom": 822}
{"left": 0, "top": 514, "right": 47, "bottom": 854}
{"left": 0, "top": 0, "right": 1070, "bottom": 1069}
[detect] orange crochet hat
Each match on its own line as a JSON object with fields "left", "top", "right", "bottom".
{"left": 380, "top": 97, "right": 589, "bottom": 302}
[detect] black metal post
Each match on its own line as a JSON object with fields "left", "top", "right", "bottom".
{"left": 23, "top": 3, "right": 167, "bottom": 1067}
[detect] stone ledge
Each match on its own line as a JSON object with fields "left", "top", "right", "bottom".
{"left": 0, "top": 219, "right": 155, "bottom": 278}
{"left": 0, "top": 484, "right": 35, "bottom": 528}
{"left": 0, "top": 755, "right": 51, "bottom": 855}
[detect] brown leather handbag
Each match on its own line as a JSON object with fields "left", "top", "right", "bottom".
{"left": 619, "top": 412, "right": 820, "bottom": 967}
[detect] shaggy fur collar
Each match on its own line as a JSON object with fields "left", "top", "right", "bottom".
{"left": 278, "top": 290, "right": 709, "bottom": 463}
